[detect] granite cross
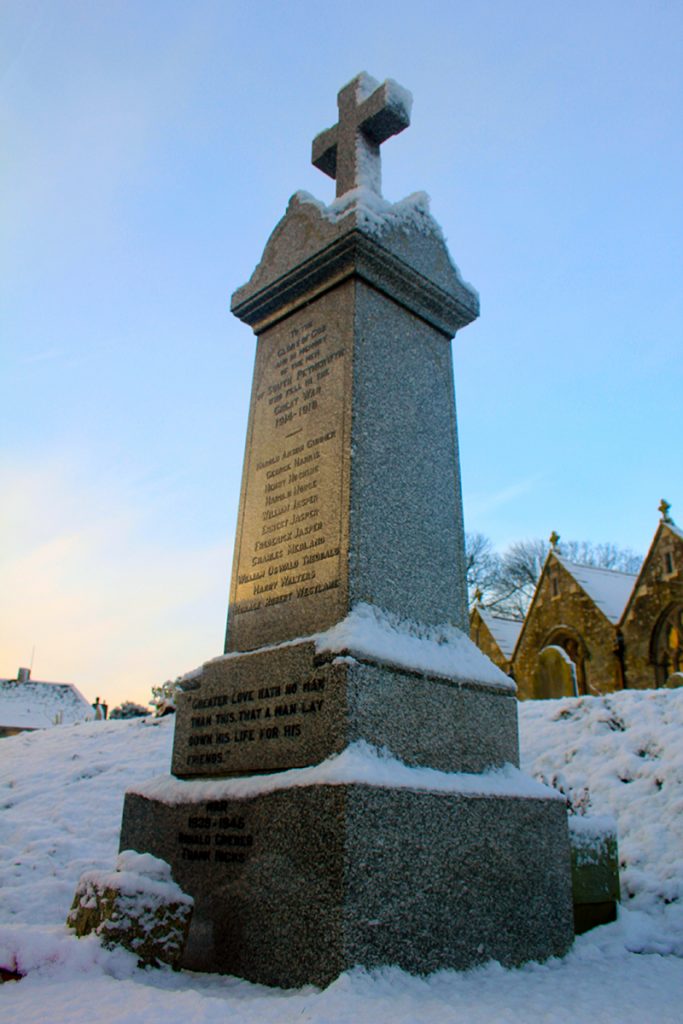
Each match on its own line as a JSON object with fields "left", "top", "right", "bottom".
{"left": 312, "top": 72, "right": 412, "bottom": 198}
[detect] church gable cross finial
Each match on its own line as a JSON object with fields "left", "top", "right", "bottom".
{"left": 312, "top": 73, "right": 412, "bottom": 199}
{"left": 549, "top": 530, "right": 560, "bottom": 549}
{"left": 659, "top": 498, "right": 673, "bottom": 523}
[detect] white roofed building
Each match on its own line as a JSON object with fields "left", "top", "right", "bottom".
{"left": 552, "top": 557, "right": 636, "bottom": 626}
{"left": 0, "top": 669, "right": 94, "bottom": 738}
{"left": 508, "top": 545, "right": 637, "bottom": 700}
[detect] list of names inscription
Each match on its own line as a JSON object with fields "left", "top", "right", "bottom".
{"left": 228, "top": 300, "right": 350, "bottom": 647}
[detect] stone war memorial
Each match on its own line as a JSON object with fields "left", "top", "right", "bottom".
{"left": 120, "top": 73, "right": 574, "bottom": 987}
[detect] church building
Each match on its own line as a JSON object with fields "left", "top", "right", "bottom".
{"left": 512, "top": 537, "right": 636, "bottom": 700}
{"left": 469, "top": 600, "right": 522, "bottom": 676}
{"left": 470, "top": 503, "right": 683, "bottom": 699}
{"left": 620, "top": 504, "right": 683, "bottom": 689}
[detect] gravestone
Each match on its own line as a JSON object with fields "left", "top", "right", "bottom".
{"left": 120, "top": 72, "right": 574, "bottom": 987}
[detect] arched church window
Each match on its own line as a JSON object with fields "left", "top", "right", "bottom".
{"left": 652, "top": 605, "right": 683, "bottom": 686}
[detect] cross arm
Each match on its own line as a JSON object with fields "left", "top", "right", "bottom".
{"left": 357, "top": 81, "right": 411, "bottom": 145}
{"left": 311, "top": 124, "right": 338, "bottom": 180}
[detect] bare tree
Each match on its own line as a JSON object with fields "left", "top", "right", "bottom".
{"left": 465, "top": 532, "right": 502, "bottom": 607}
{"left": 467, "top": 534, "right": 643, "bottom": 619}
{"left": 559, "top": 540, "right": 642, "bottom": 575}
{"left": 490, "top": 538, "right": 549, "bottom": 618}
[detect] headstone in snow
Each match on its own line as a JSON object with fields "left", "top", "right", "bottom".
{"left": 120, "top": 72, "right": 574, "bottom": 987}
{"left": 569, "top": 816, "right": 621, "bottom": 933}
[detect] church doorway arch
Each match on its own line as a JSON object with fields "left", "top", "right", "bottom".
{"left": 651, "top": 604, "right": 683, "bottom": 687}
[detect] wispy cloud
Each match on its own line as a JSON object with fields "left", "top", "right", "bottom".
{"left": 464, "top": 477, "right": 541, "bottom": 520}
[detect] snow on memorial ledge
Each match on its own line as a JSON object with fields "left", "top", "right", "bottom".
{"left": 298, "top": 186, "right": 445, "bottom": 241}
{"left": 134, "top": 608, "right": 530, "bottom": 807}
{"left": 315, "top": 602, "right": 513, "bottom": 689}
{"left": 130, "top": 740, "right": 557, "bottom": 806}
{"left": 295, "top": 186, "right": 477, "bottom": 291}
{"left": 193, "top": 602, "right": 514, "bottom": 693}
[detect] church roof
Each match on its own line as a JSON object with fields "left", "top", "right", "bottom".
{"left": 668, "top": 522, "right": 683, "bottom": 543}
{"left": 554, "top": 555, "right": 637, "bottom": 624}
{"left": 0, "top": 679, "right": 92, "bottom": 731}
{"left": 618, "top": 517, "right": 683, "bottom": 626}
{"left": 476, "top": 607, "right": 523, "bottom": 659}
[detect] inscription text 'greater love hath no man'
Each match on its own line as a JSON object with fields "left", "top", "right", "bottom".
{"left": 182, "top": 674, "right": 326, "bottom": 769}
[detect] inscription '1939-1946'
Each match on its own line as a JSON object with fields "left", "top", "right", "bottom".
{"left": 177, "top": 808, "right": 254, "bottom": 865}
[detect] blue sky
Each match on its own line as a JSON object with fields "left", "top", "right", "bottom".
{"left": 2, "top": 1, "right": 682, "bottom": 707}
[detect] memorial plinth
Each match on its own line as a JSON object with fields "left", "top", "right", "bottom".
{"left": 120, "top": 72, "right": 574, "bottom": 987}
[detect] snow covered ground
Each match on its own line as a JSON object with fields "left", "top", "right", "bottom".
{"left": 2, "top": 689, "right": 683, "bottom": 1022}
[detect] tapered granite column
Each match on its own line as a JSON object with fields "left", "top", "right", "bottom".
{"left": 225, "top": 186, "right": 476, "bottom": 653}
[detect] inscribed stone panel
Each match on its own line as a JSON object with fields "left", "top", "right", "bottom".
{"left": 226, "top": 288, "right": 353, "bottom": 651}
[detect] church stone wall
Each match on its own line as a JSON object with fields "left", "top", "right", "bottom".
{"left": 469, "top": 611, "right": 511, "bottom": 674}
{"left": 513, "top": 559, "right": 620, "bottom": 700}
{"left": 621, "top": 526, "right": 683, "bottom": 689}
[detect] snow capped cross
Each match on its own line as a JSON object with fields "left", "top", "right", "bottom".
{"left": 312, "top": 72, "right": 412, "bottom": 199}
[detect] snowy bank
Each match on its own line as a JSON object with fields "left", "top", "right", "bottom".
{"left": 521, "top": 686, "right": 683, "bottom": 954}
{"left": 1, "top": 689, "right": 683, "bottom": 1020}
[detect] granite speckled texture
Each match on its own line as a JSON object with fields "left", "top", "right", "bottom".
{"left": 349, "top": 281, "right": 468, "bottom": 629}
{"left": 224, "top": 289, "right": 353, "bottom": 653}
{"left": 171, "top": 643, "right": 518, "bottom": 779}
{"left": 120, "top": 784, "right": 573, "bottom": 988}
